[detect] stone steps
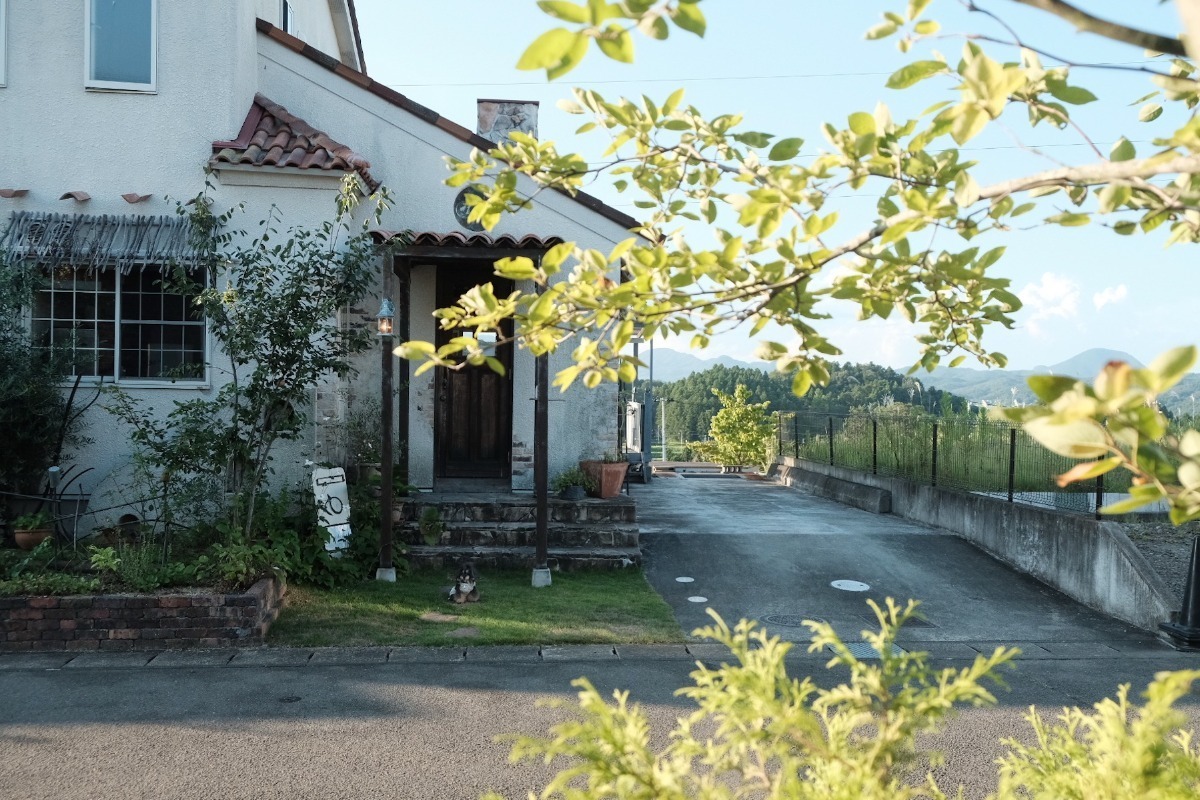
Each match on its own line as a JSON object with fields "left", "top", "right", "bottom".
{"left": 394, "top": 494, "right": 640, "bottom": 570}
{"left": 405, "top": 545, "right": 641, "bottom": 572}
{"left": 401, "top": 522, "right": 640, "bottom": 549}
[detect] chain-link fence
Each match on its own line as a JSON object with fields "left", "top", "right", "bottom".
{"left": 775, "top": 411, "right": 1134, "bottom": 518}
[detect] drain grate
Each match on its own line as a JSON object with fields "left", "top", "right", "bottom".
{"left": 761, "top": 614, "right": 825, "bottom": 628}
{"left": 860, "top": 613, "right": 936, "bottom": 628}
{"left": 831, "top": 642, "right": 906, "bottom": 659}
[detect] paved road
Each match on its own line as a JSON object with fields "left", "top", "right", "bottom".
{"left": 1, "top": 475, "right": 1197, "bottom": 800}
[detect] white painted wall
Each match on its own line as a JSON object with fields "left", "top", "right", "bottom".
{"left": 253, "top": 37, "right": 633, "bottom": 489}
{"left": 254, "top": 0, "right": 344, "bottom": 63}
{"left": 1, "top": 2, "right": 633, "bottom": 505}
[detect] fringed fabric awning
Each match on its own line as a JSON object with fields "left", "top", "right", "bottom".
{"left": 0, "top": 211, "right": 201, "bottom": 273}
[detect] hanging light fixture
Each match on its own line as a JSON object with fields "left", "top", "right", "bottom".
{"left": 376, "top": 298, "right": 395, "bottom": 337}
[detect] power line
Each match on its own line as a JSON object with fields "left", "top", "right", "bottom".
{"left": 383, "top": 61, "right": 1159, "bottom": 90}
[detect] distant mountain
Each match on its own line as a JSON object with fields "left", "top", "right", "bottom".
{"left": 923, "top": 348, "right": 1200, "bottom": 413}
{"left": 646, "top": 348, "right": 770, "bottom": 383}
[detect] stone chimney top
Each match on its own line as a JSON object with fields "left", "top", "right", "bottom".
{"left": 477, "top": 99, "right": 539, "bottom": 146}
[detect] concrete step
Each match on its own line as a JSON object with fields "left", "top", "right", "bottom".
{"left": 405, "top": 545, "right": 642, "bottom": 571}
{"left": 395, "top": 495, "right": 636, "bottom": 525}
{"left": 399, "top": 522, "right": 639, "bottom": 549}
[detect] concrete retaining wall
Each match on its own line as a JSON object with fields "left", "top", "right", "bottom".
{"left": 774, "top": 457, "right": 1175, "bottom": 632}
{"left": 0, "top": 578, "right": 286, "bottom": 653}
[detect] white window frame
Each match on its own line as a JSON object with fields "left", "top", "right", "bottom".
{"left": 281, "top": 0, "right": 299, "bottom": 36}
{"left": 0, "top": 0, "right": 8, "bottom": 88}
{"left": 85, "top": 0, "right": 157, "bottom": 93}
{"left": 31, "top": 265, "right": 209, "bottom": 387}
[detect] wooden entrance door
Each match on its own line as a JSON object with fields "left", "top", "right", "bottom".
{"left": 435, "top": 266, "right": 513, "bottom": 478}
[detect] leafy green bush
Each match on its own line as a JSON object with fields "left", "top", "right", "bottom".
{"left": 0, "top": 573, "right": 101, "bottom": 597}
{"left": 483, "top": 600, "right": 1200, "bottom": 799}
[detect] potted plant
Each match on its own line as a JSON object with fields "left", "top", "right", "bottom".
{"left": 551, "top": 467, "right": 595, "bottom": 501}
{"left": 579, "top": 453, "right": 629, "bottom": 499}
{"left": 11, "top": 510, "right": 54, "bottom": 551}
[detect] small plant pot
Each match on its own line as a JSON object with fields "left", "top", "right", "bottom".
{"left": 580, "top": 460, "right": 627, "bottom": 499}
{"left": 558, "top": 485, "right": 586, "bottom": 501}
{"left": 14, "top": 527, "right": 52, "bottom": 551}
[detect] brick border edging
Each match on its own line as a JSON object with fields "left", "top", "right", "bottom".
{"left": 0, "top": 577, "right": 286, "bottom": 652}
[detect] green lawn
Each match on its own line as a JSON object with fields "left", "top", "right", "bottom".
{"left": 268, "top": 568, "right": 684, "bottom": 647}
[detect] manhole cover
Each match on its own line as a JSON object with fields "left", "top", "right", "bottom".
{"left": 829, "top": 642, "right": 905, "bottom": 659}
{"left": 860, "top": 613, "right": 935, "bottom": 628}
{"left": 687, "top": 596, "right": 709, "bottom": 603}
{"left": 831, "top": 580, "right": 871, "bottom": 592}
{"left": 760, "top": 614, "right": 826, "bottom": 628}
{"left": 675, "top": 577, "right": 695, "bottom": 583}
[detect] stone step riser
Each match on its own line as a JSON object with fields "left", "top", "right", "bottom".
{"left": 406, "top": 547, "right": 641, "bottom": 572}
{"left": 395, "top": 501, "right": 636, "bottom": 525}
{"left": 399, "top": 526, "right": 639, "bottom": 549}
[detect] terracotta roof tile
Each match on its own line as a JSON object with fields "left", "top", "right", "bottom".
{"left": 371, "top": 230, "right": 565, "bottom": 251}
{"left": 211, "top": 94, "right": 381, "bottom": 192}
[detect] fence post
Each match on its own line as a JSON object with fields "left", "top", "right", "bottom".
{"left": 872, "top": 418, "right": 878, "bottom": 475}
{"left": 1095, "top": 472, "right": 1105, "bottom": 521}
{"left": 793, "top": 413, "right": 799, "bottom": 458}
{"left": 1007, "top": 428, "right": 1017, "bottom": 503}
{"left": 827, "top": 416, "right": 834, "bottom": 466}
{"left": 931, "top": 421, "right": 938, "bottom": 487}
{"left": 776, "top": 414, "right": 782, "bottom": 459}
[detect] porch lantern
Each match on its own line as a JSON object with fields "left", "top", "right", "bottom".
{"left": 377, "top": 298, "right": 395, "bottom": 337}
{"left": 377, "top": 295, "right": 397, "bottom": 582}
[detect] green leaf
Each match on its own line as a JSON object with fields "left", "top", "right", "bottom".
{"left": 768, "top": 137, "right": 804, "bottom": 161}
{"left": 1024, "top": 417, "right": 1110, "bottom": 459}
{"left": 1027, "top": 375, "right": 1079, "bottom": 403}
{"left": 885, "top": 60, "right": 946, "bottom": 89}
{"left": 1046, "top": 212, "right": 1090, "bottom": 227}
{"left": 1139, "top": 102, "right": 1163, "bottom": 122}
{"left": 536, "top": 1, "right": 590, "bottom": 23}
{"left": 1146, "top": 345, "right": 1197, "bottom": 390}
{"left": 913, "top": 19, "right": 940, "bottom": 35}
{"left": 907, "top": 0, "right": 933, "bottom": 19}
{"left": 669, "top": 2, "right": 706, "bottom": 37}
{"left": 865, "top": 21, "right": 899, "bottom": 40}
{"left": 1044, "top": 78, "right": 1097, "bottom": 105}
{"left": 848, "top": 112, "right": 876, "bottom": 135}
{"left": 516, "top": 28, "right": 579, "bottom": 71}
{"left": 596, "top": 28, "right": 635, "bottom": 63}
{"left": 950, "top": 106, "right": 988, "bottom": 144}
{"left": 1110, "top": 137, "right": 1136, "bottom": 162}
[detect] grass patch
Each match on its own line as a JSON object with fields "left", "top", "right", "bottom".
{"left": 268, "top": 567, "right": 684, "bottom": 647}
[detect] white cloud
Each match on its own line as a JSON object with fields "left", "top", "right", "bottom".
{"left": 1092, "top": 284, "right": 1128, "bottom": 311}
{"left": 1017, "top": 273, "right": 1080, "bottom": 336}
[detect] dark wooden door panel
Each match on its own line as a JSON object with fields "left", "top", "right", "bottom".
{"left": 435, "top": 265, "right": 513, "bottom": 479}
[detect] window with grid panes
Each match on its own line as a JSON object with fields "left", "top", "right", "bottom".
{"left": 31, "top": 266, "right": 206, "bottom": 381}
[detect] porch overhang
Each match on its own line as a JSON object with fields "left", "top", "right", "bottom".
{"left": 370, "top": 230, "right": 564, "bottom": 261}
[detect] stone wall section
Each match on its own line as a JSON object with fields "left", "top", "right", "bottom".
{"left": 0, "top": 578, "right": 285, "bottom": 653}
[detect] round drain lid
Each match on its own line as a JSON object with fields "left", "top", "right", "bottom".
{"left": 687, "top": 596, "right": 709, "bottom": 603}
{"left": 831, "top": 580, "right": 870, "bottom": 592}
{"left": 675, "top": 577, "right": 695, "bottom": 583}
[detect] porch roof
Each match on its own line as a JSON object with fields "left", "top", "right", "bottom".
{"left": 211, "top": 94, "right": 380, "bottom": 192}
{"left": 371, "top": 229, "right": 565, "bottom": 259}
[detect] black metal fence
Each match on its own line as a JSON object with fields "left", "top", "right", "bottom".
{"left": 775, "top": 411, "right": 1135, "bottom": 519}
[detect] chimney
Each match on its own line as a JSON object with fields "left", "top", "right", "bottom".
{"left": 477, "top": 99, "right": 539, "bottom": 146}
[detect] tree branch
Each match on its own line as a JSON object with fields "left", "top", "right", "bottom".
{"left": 1006, "top": 0, "right": 1187, "bottom": 57}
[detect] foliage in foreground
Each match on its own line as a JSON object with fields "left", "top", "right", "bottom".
{"left": 483, "top": 600, "right": 1200, "bottom": 800}
{"left": 395, "top": 0, "right": 1200, "bottom": 523}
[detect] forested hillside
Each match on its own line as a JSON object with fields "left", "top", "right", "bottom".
{"left": 655, "top": 363, "right": 971, "bottom": 444}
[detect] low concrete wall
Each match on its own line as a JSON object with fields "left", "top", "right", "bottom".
{"left": 0, "top": 578, "right": 286, "bottom": 652}
{"left": 776, "top": 467, "right": 891, "bottom": 514}
{"left": 774, "top": 457, "right": 1175, "bottom": 632}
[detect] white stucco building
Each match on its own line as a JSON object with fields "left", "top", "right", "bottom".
{"left": 0, "top": 0, "right": 637, "bottom": 507}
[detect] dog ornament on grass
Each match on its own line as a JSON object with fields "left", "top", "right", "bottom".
{"left": 448, "top": 562, "right": 480, "bottom": 604}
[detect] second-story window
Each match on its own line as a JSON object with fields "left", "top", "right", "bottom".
{"left": 282, "top": 1, "right": 299, "bottom": 36}
{"left": 86, "top": 0, "right": 156, "bottom": 92}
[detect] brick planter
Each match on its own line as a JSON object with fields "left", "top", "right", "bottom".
{"left": 0, "top": 578, "right": 286, "bottom": 653}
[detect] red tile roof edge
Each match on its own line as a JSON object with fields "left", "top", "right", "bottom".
{"left": 254, "top": 17, "right": 642, "bottom": 236}
{"left": 371, "top": 230, "right": 566, "bottom": 250}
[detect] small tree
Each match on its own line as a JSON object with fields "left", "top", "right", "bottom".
{"left": 106, "top": 176, "right": 390, "bottom": 539}
{"left": 691, "top": 384, "right": 773, "bottom": 470}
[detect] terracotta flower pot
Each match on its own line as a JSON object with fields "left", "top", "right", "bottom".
{"left": 579, "top": 460, "right": 627, "bottom": 499}
{"left": 14, "top": 527, "right": 52, "bottom": 551}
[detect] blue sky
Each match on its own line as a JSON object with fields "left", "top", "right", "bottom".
{"left": 354, "top": 1, "right": 1198, "bottom": 372}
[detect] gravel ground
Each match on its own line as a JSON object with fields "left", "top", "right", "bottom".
{"left": 1121, "top": 520, "right": 1200, "bottom": 603}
